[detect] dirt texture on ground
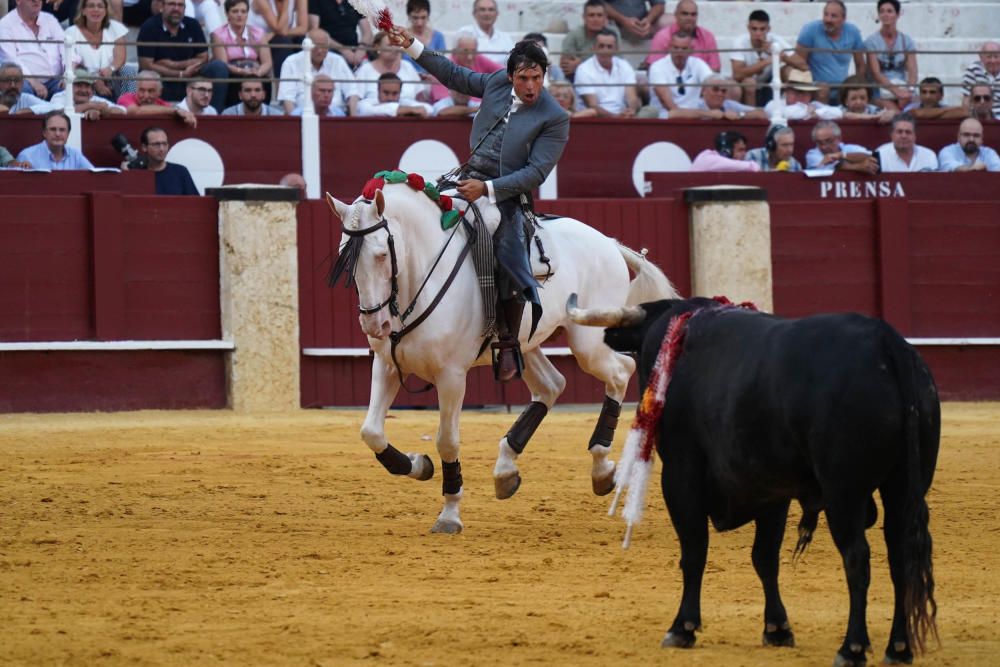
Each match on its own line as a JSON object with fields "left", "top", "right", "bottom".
{"left": 1, "top": 403, "right": 998, "bottom": 666}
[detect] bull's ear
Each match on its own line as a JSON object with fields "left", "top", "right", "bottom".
{"left": 326, "top": 193, "right": 351, "bottom": 222}
{"left": 372, "top": 190, "right": 385, "bottom": 218}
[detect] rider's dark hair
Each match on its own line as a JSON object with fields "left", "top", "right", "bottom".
{"left": 506, "top": 40, "right": 548, "bottom": 77}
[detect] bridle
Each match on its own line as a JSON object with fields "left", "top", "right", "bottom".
{"left": 329, "top": 199, "right": 478, "bottom": 391}
{"left": 338, "top": 218, "right": 402, "bottom": 318}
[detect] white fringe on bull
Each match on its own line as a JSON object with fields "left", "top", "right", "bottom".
{"left": 611, "top": 311, "right": 693, "bottom": 549}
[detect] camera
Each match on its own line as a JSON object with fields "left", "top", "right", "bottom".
{"left": 111, "top": 133, "right": 148, "bottom": 170}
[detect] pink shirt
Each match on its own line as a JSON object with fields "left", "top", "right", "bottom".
{"left": 429, "top": 53, "right": 503, "bottom": 102}
{"left": 691, "top": 150, "right": 761, "bottom": 173}
{"left": 646, "top": 24, "right": 720, "bottom": 72}
{"left": 0, "top": 9, "right": 65, "bottom": 77}
{"left": 211, "top": 23, "right": 265, "bottom": 63}
{"left": 117, "top": 92, "right": 172, "bottom": 107}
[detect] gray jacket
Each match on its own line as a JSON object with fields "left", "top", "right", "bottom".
{"left": 417, "top": 49, "right": 570, "bottom": 202}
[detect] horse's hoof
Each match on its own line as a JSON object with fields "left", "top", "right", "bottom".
{"left": 592, "top": 465, "right": 615, "bottom": 496}
{"left": 762, "top": 627, "right": 795, "bottom": 647}
{"left": 833, "top": 647, "right": 869, "bottom": 667}
{"left": 883, "top": 641, "right": 913, "bottom": 665}
{"left": 660, "top": 631, "right": 696, "bottom": 649}
{"left": 408, "top": 454, "right": 434, "bottom": 481}
{"left": 430, "top": 518, "right": 463, "bottom": 534}
{"left": 494, "top": 472, "right": 521, "bottom": 500}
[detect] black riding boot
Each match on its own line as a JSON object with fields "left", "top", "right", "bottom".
{"left": 493, "top": 298, "right": 526, "bottom": 383}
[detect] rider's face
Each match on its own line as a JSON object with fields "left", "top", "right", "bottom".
{"left": 509, "top": 65, "right": 543, "bottom": 106}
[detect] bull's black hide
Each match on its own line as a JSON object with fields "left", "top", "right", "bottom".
{"left": 606, "top": 298, "right": 939, "bottom": 667}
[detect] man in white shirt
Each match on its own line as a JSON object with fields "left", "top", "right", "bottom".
{"left": 764, "top": 69, "right": 843, "bottom": 121}
{"left": 644, "top": 31, "right": 712, "bottom": 117}
{"left": 876, "top": 113, "right": 938, "bottom": 173}
{"left": 573, "top": 29, "right": 639, "bottom": 118}
{"left": 357, "top": 72, "right": 431, "bottom": 117}
{"left": 0, "top": 0, "right": 65, "bottom": 99}
{"left": 48, "top": 70, "right": 127, "bottom": 121}
{"left": 175, "top": 78, "right": 218, "bottom": 115}
{"left": 730, "top": 9, "right": 807, "bottom": 107}
{"left": 458, "top": 0, "right": 514, "bottom": 67}
{"left": 290, "top": 75, "right": 346, "bottom": 117}
{"left": 278, "top": 29, "right": 357, "bottom": 115}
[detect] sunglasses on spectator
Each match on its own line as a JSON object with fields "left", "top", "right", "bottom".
{"left": 675, "top": 76, "right": 685, "bottom": 96}
{"left": 971, "top": 95, "right": 991, "bottom": 102}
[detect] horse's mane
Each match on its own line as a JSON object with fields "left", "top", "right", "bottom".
{"left": 360, "top": 170, "right": 465, "bottom": 234}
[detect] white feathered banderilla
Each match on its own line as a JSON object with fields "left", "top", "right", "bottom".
{"left": 608, "top": 310, "right": 693, "bottom": 549}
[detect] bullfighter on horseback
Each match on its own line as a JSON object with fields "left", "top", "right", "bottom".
{"left": 387, "top": 25, "right": 570, "bottom": 383}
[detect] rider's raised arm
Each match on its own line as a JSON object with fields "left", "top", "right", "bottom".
{"left": 403, "top": 36, "right": 491, "bottom": 100}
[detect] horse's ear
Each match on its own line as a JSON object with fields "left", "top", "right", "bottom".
{"left": 325, "top": 192, "right": 350, "bottom": 223}
{"left": 373, "top": 189, "right": 385, "bottom": 218}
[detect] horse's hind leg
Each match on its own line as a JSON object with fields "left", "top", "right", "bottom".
{"left": 493, "top": 347, "right": 566, "bottom": 499}
{"left": 431, "top": 367, "right": 469, "bottom": 534}
{"left": 361, "top": 355, "right": 434, "bottom": 482}
{"left": 566, "top": 323, "right": 636, "bottom": 495}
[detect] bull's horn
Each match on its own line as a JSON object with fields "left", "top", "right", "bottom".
{"left": 566, "top": 293, "right": 646, "bottom": 327}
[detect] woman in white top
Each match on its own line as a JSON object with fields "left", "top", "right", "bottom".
{"left": 249, "top": 0, "right": 308, "bottom": 88}
{"left": 354, "top": 31, "right": 427, "bottom": 103}
{"left": 66, "top": 0, "right": 137, "bottom": 100}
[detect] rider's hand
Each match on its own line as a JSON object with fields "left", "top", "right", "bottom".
{"left": 457, "top": 179, "right": 487, "bottom": 201}
{"left": 387, "top": 26, "right": 414, "bottom": 49}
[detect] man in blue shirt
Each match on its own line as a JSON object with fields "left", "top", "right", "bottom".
{"left": 794, "top": 0, "right": 866, "bottom": 105}
{"left": 125, "top": 126, "right": 199, "bottom": 195}
{"left": 16, "top": 110, "right": 95, "bottom": 170}
{"left": 938, "top": 118, "right": 1000, "bottom": 172}
{"left": 136, "top": 0, "right": 228, "bottom": 111}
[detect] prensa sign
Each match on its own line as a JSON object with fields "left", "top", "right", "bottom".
{"left": 820, "top": 180, "right": 907, "bottom": 199}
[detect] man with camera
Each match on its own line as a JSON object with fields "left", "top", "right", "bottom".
{"left": 118, "top": 127, "right": 198, "bottom": 195}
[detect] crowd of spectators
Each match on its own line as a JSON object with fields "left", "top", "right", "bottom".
{"left": 1, "top": 0, "right": 998, "bottom": 180}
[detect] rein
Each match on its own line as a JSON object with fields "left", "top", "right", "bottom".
{"left": 330, "top": 197, "right": 480, "bottom": 393}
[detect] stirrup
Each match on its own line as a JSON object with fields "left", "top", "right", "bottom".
{"left": 491, "top": 339, "right": 524, "bottom": 382}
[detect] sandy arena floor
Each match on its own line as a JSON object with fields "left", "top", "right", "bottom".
{"left": 1, "top": 403, "right": 998, "bottom": 666}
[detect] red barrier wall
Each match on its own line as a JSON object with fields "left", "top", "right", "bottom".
{"left": 1, "top": 171, "right": 997, "bottom": 411}
{"left": 0, "top": 189, "right": 224, "bottom": 411}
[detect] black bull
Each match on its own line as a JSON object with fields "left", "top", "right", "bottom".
{"left": 604, "top": 298, "right": 939, "bottom": 666}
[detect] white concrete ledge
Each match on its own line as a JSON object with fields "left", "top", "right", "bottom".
{"left": 0, "top": 340, "right": 235, "bottom": 351}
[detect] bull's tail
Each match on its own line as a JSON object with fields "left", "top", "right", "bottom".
{"left": 884, "top": 325, "right": 940, "bottom": 655}
{"left": 618, "top": 243, "right": 680, "bottom": 306}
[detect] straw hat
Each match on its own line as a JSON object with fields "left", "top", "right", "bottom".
{"left": 786, "top": 69, "right": 819, "bottom": 92}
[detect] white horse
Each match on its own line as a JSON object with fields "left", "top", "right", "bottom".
{"left": 327, "top": 180, "right": 678, "bottom": 533}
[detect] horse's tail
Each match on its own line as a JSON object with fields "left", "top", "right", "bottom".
{"left": 618, "top": 243, "right": 680, "bottom": 307}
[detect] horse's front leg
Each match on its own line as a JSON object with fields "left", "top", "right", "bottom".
{"left": 361, "top": 354, "right": 434, "bottom": 482}
{"left": 493, "top": 348, "right": 566, "bottom": 499}
{"left": 430, "top": 368, "right": 468, "bottom": 534}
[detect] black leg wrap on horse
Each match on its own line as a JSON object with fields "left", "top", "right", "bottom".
{"left": 375, "top": 443, "right": 412, "bottom": 476}
{"left": 442, "top": 460, "right": 463, "bottom": 496}
{"left": 505, "top": 401, "right": 549, "bottom": 454}
{"left": 588, "top": 396, "right": 622, "bottom": 450}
